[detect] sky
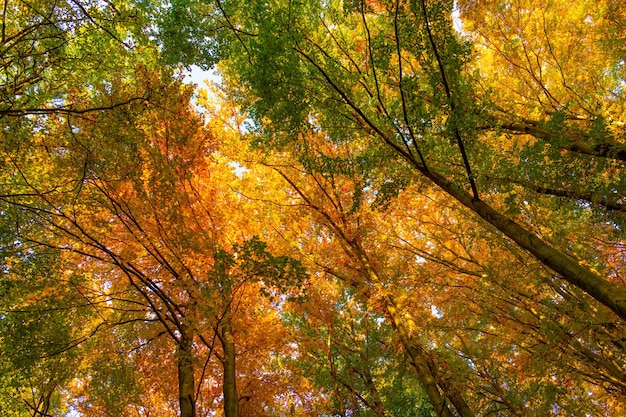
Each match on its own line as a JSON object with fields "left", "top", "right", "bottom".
{"left": 184, "top": 65, "right": 220, "bottom": 88}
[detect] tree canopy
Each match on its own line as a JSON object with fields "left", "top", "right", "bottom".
{"left": 1, "top": 0, "right": 625, "bottom": 416}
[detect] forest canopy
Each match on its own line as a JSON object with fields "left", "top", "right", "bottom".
{"left": 1, "top": 0, "right": 625, "bottom": 416}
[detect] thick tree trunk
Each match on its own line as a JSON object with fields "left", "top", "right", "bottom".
{"left": 298, "top": 44, "right": 626, "bottom": 320}
{"left": 221, "top": 311, "right": 239, "bottom": 417}
{"left": 177, "top": 324, "right": 196, "bottom": 417}
{"left": 413, "top": 162, "right": 626, "bottom": 321}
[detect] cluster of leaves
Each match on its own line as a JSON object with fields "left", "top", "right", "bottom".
{"left": 212, "top": 236, "right": 308, "bottom": 298}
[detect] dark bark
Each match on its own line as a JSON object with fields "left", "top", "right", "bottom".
{"left": 178, "top": 324, "right": 196, "bottom": 417}
{"left": 360, "top": 368, "right": 387, "bottom": 417}
{"left": 220, "top": 311, "right": 239, "bottom": 417}
{"left": 507, "top": 179, "right": 625, "bottom": 212}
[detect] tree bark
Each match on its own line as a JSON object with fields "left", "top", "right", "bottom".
{"left": 220, "top": 310, "right": 239, "bottom": 417}
{"left": 353, "top": 246, "right": 475, "bottom": 417}
{"left": 384, "top": 298, "right": 474, "bottom": 417}
{"left": 505, "top": 179, "right": 625, "bottom": 212}
{"left": 409, "top": 162, "right": 626, "bottom": 321}
{"left": 496, "top": 119, "right": 626, "bottom": 162}
{"left": 178, "top": 323, "right": 196, "bottom": 417}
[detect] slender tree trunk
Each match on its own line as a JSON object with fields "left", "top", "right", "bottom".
{"left": 327, "top": 328, "right": 348, "bottom": 417}
{"left": 178, "top": 323, "right": 196, "bottom": 417}
{"left": 280, "top": 168, "right": 475, "bottom": 416}
{"left": 384, "top": 298, "right": 469, "bottom": 417}
{"left": 493, "top": 178, "right": 626, "bottom": 212}
{"left": 221, "top": 310, "right": 239, "bottom": 417}
{"left": 353, "top": 247, "right": 475, "bottom": 417}
{"left": 496, "top": 119, "right": 626, "bottom": 162}
{"left": 360, "top": 367, "right": 387, "bottom": 417}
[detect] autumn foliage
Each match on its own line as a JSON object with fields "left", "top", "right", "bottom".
{"left": 1, "top": 0, "right": 626, "bottom": 416}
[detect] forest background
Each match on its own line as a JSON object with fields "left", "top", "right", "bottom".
{"left": 1, "top": 0, "right": 625, "bottom": 416}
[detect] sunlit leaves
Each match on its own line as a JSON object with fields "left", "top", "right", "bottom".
{"left": 2, "top": 0, "right": 626, "bottom": 416}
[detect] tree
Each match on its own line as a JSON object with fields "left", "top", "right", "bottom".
{"left": 180, "top": 0, "right": 626, "bottom": 315}
{"left": 3, "top": 0, "right": 626, "bottom": 415}
{"left": 243, "top": 127, "right": 626, "bottom": 414}
{"left": 0, "top": 0, "right": 153, "bottom": 117}
{"left": 458, "top": 0, "right": 626, "bottom": 160}
{"left": 2, "top": 68, "right": 209, "bottom": 416}
{"left": 0, "top": 243, "right": 85, "bottom": 416}
{"left": 1, "top": 65, "right": 308, "bottom": 416}
{"left": 284, "top": 277, "right": 435, "bottom": 417}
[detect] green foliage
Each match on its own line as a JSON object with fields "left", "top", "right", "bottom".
{"left": 212, "top": 236, "right": 308, "bottom": 300}
{"left": 588, "top": 114, "right": 612, "bottom": 146}
{"left": 81, "top": 356, "right": 142, "bottom": 416}
{"left": 284, "top": 287, "right": 434, "bottom": 416}
{"left": 0, "top": 238, "right": 84, "bottom": 416}
{"left": 145, "top": 0, "right": 225, "bottom": 68}
{"left": 1, "top": 0, "right": 155, "bottom": 112}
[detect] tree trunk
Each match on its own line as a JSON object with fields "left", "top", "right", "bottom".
{"left": 360, "top": 367, "right": 387, "bottom": 417}
{"left": 384, "top": 298, "right": 474, "bottom": 417}
{"left": 347, "top": 245, "right": 474, "bottom": 417}
{"left": 327, "top": 328, "right": 348, "bottom": 417}
{"left": 496, "top": 119, "right": 626, "bottom": 162}
{"left": 178, "top": 323, "right": 196, "bottom": 417}
{"left": 281, "top": 167, "right": 475, "bottom": 416}
{"left": 221, "top": 311, "right": 239, "bottom": 417}
{"left": 412, "top": 162, "right": 626, "bottom": 321}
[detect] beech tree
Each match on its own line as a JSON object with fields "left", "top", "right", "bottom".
{"left": 192, "top": 0, "right": 626, "bottom": 317}
{"left": 2, "top": 0, "right": 626, "bottom": 415}
{"left": 156, "top": 0, "right": 625, "bottom": 412}
{"left": 1, "top": 67, "right": 306, "bottom": 416}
